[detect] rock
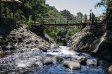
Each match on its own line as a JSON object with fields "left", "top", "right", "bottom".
{"left": 95, "top": 40, "right": 112, "bottom": 61}
{"left": 0, "top": 50, "right": 3, "bottom": 56}
{"left": 67, "top": 26, "right": 97, "bottom": 51}
{"left": 3, "top": 26, "right": 50, "bottom": 51}
{"left": 91, "top": 32, "right": 112, "bottom": 62}
{"left": 29, "top": 25, "right": 56, "bottom": 45}
{"left": 81, "top": 26, "right": 91, "bottom": 32}
{"left": 67, "top": 31, "right": 95, "bottom": 51}
{"left": 86, "top": 59, "right": 97, "bottom": 66}
{"left": 63, "top": 61, "right": 81, "bottom": 70}
{"left": 32, "top": 61, "right": 43, "bottom": 67}
{"left": 78, "top": 57, "right": 87, "bottom": 65}
{"left": 108, "top": 65, "right": 112, "bottom": 74}
{"left": 54, "top": 55, "right": 63, "bottom": 62}
{"left": 43, "top": 57, "right": 53, "bottom": 65}
{"left": 106, "top": 31, "right": 112, "bottom": 42}
{"left": 98, "top": 60, "right": 112, "bottom": 68}
{"left": 91, "top": 33, "right": 106, "bottom": 53}
{"left": 29, "top": 25, "right": 45, "bottom": 38}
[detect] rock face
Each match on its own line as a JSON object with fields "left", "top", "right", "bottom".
{"left": 4, "top": 26, "right": 50, "bottom": 51}
{"left": 29, "top": 25, "right": 56, "bottom": 44}
{"left": 90, "top": 32, "right": 106, "bottom": 53}
{"left": 95, "top": 31, "right": 112, "bottom": 61}
{"left": 63, "top": 61, "right": 81, "bottom": 70}
{"left": 67, "top": 25, "right": 112, "bottom": 66}
{"left": 67, "top": 26, "right": 95, "bottom": 51}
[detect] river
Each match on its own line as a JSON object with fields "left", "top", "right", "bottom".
{"left": 0, "top": 46, "right": 107, "bottom": 74}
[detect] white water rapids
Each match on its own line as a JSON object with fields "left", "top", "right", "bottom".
{"left": 0, "top": 46, "right": 107, "bottom": 74}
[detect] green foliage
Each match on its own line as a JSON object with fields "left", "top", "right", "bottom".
{"left": 66, "top": 27, "right": 81, "bottom": 40}
{"left": 19, "top": 0, "right": 68, "bottom": 24}
{"left": 1, "top": 0, "right": 89, "bottom": 25}
{"left": 60, "top": 10, "right": 74, "bottom": 20}
{"left": 1, "top": 0, "right": 67, "bottom": 25}
{"left": 45, "top": 26, "right": 81, "bottom": 45}
{"left": 95, "top": 0, "right": 112, "bottom": 15}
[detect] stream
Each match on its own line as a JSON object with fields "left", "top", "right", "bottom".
{"left": 0, "top": 46, "right": 107, "bottom": 74}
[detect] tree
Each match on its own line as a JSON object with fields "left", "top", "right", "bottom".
{"left": 14, "top": 0, "right": 66, "bottom": 24}
{"left": 60, "top": 10, "right": 74, "bottom": 20}
{"left": 76, "top": 12, "right": 83, "bottom": 23}
{"left": 95, "top": 0, "right": 112, "bottom": 15}
{"left": 96, "top": 0, "right": 112, "bottom": 31}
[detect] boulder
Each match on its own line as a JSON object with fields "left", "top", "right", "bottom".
{"left": 108, "top": 65, "right": 112, "bottom": 74}
{"left": 63, "top": 61, "right": 81, "bottom": 70}
{"left": 54, "top": 55, "right": 63, "bottom": 63}
{"left": 86, "top": 59, "right": 97, "bottom": 66}
{"left": 43, "top": 57, "right": 53, "bottom": 65}
{"left": 78, "top": 57, "right": 87, "bottom": 65}
{"left": 98, "top": 60, "right": 112, "bottom": 68}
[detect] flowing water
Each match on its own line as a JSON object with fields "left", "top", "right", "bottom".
{"left": 0, "top": 46, "right": 107, "bottom": 74}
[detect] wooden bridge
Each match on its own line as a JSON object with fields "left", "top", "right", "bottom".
{"left": 42, "top": 22, "right": 104, "bottom": 30}
{"left": 39, "top": 12, "right": 103, "bottom": 29}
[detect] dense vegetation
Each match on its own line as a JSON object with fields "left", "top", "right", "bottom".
{"left": 96, "top": 0, "right": 112, "bottom": 21}
{"left": 1, "top": 0, "right": 89, "bottom": 25}
{"left": 96, "top": 0, "right": 112, "bottom": 31}
{"left": 1, "top": 0, "right": 111, "bottom": 27}
{"left": 45, "top": 26, "right": 81, "bottom": 45}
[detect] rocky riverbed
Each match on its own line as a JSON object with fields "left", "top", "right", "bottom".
{"left": 0, "top": 23, "right": 111, "bottom": 74}
{"left": 0, "top": 46, "right": 107, "bottom": 74}
{"left": 67, "top": 25, "right": 112, "bottom": 74}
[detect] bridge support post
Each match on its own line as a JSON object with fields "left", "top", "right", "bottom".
{"left": 0, "top": 0, "right": 1, "bottom": 18}
{"left": 81, "top": 15, "right": 82, "bottom": 24}
{"left": 67, "top": 21, "right": 68, "bottom": 24}
{"left": 84, "top": 15, "right": 87, "bottom": 23}
{"left": 55, "top": 21, "right": 56, "bottom": 24}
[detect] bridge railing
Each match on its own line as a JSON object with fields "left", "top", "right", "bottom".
{"left": 37, "top": 13, "right": 100, "bottom": 25}
{"left": 38, "top": 16, "right": 90, "bottom": 25}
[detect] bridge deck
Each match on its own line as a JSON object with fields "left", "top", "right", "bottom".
{"left": 43, "top": 23, "right": 102, "bottom": 26}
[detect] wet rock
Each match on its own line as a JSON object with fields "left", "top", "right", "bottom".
{"left": 108, "top": 65, "right": 112, "bottom": 74}
{"left": 98, "top": 60, "right": 112, "bottom": 68}
{"left": 54, "top": 55, "right": 63, "bottom": 63}
{"left": 86, "top": 59, "right": 97, "bottom": 66}
{"left": 63, "top": 61, "right": 81, "bottom": 70}
{"left": 78, "top": 57, "right": 87, "bottom": 65}
{"left": 31, "top": 61, "right": 43, "bottom": 67}
{"left": 16, "top": 58, "right": 38, "bottom": 68}
{"left": 43, "top": 57, "right": 53, "bottom": 65}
